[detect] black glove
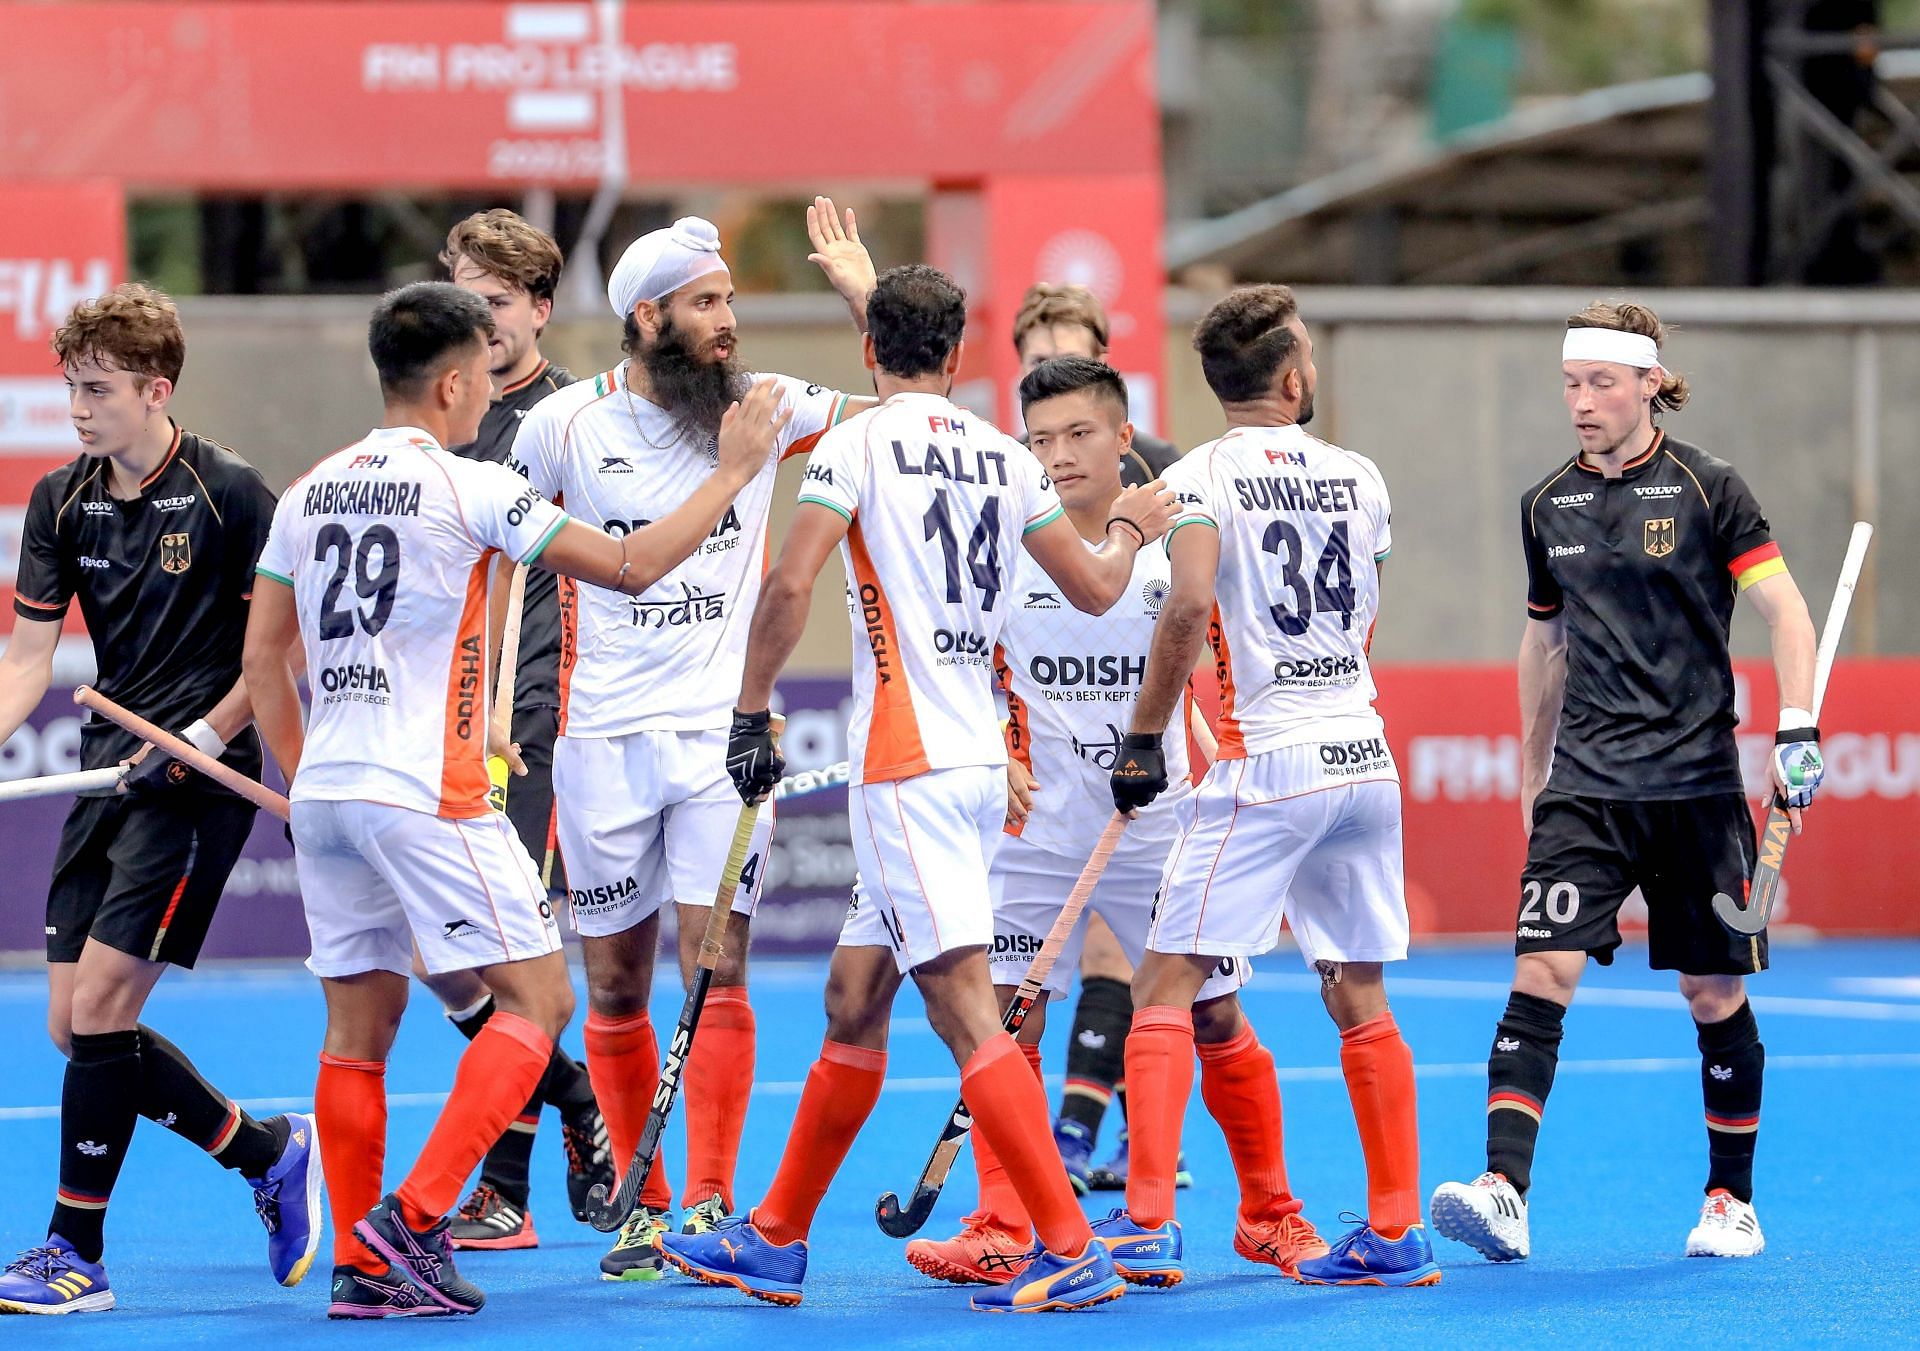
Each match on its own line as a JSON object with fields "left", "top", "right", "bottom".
{"left": 726, "top": 708, "right": 785, "bottom": 804}
{"left": 1110, "top": 732, "right": 1168, "bottom": 814}
{"left": 122, "top": 747, "right": 197, "bottom": 797}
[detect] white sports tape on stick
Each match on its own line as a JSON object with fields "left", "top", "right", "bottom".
{"left": 1562, "top": 327, "right": 1661, "bottom": 369}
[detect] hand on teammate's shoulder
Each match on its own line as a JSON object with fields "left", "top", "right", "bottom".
{"left": 1108, "top": 480, "right": 1178, "bottom": 546}
{"left": 716, "top": 378, "right": 793, "bottom": 482}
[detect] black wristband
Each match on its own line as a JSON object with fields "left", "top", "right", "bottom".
{"left": 732, "top": 708, "right": 772, "bottom": 733}
{"left": 1105, "top": 517, "right": 1146, "bottom": 547}
{"left": 1774, "top": 726, "right": 1820, "bottom": 744}
{"left": 1120, "top": 731, "right": 1161, "bottom": 749}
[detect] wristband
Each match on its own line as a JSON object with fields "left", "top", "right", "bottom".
{"left": 181, "top": 718, "right": 228, "bottom": 758}
{"left": 1777, "top": 707, "right": 1814, "bottom": 734}
{"left": 1105, "top": 517, "right": 1146, "bottom": 548}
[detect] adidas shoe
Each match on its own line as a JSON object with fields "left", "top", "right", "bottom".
{"left": 450, "top": 1183, "right": 538, "bottom": 1251}
{"left": 681, "top": 1192, "right": 730, "bottom": 1236}
{"left": 560, "top": 1106, "right": 613, "bottom": 1225}
{"left": 0, "top": 1237, "right": 113, "bottom": 1314}
{"left": 1295, "top": 1218, "right": 1442, "bottom": 1287}
{"left": 1430, "top": 1172, "right": 1530, "bottom": 1262}
{"left": 1085, "top": 1132, "right": 1193, "bottom": 1191}
{"left": 352, "top": 1193, "right": 485, "bottom": 1314}
{"left": 1232, "top": 1210, "right": 1329, "bottom": 1278}
{"left": 1054, "top": 1119, "right": 1094, "bottom": 1196}
{"left": 657, "top": 1212, "right": 807, "bottom": 1307}
{"left": 969, "top": 1239, "right": 1125, "bottom": 1313}
{"left": 246, "top": 1112, "right": 323, "bottom": 1287}
{"left": 326, "top": 1263, "right": 449, "bottom": 1319}
{"left": 599, "top": 1205, "right": 670, "bottom": 1282}
{"left": 905, "top": 1215, "right": 1033, "bottom": 1286}
{"left": 1089, "top": 1208, "right": 1184, "bottom": 1287}
{"left": 1685, "top": 1190, "right": 1764, "bottom": 1258}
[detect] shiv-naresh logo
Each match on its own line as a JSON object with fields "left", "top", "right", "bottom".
{"left": 159, "top": 532, "right": 191, "bottom": 574}
{"left": 1643, "top": 518, "right": 1676, "bottom": 558}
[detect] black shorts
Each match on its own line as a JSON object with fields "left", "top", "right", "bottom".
{"left": 1517, "top": 792, "right": 1765, "bottom": 976}
{"left": 502, "top": 704, "right": 566, "bottom": 892}
{"left": 46, "top": 792, "right": 258, "bottom": 968}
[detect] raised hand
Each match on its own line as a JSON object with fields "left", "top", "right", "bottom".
{"left": 716, "top": 378, "right": 794, "bottom": 482}
{"left": 806, "top": 195, "right": 876, "bottom": 329}
{"left": 1107, "top": 481, "right": 1179, "bottom": 546}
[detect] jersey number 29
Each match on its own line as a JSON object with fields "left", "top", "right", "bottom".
{"left": 314, "top": 523, "right": 401, "bottom": 639}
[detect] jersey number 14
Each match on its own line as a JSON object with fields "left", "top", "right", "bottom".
{"left": 924, "top": 490, "right": 1003, "bottom": 612}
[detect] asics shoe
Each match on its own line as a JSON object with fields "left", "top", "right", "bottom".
{"left": 450, "top": 1183, "right": 538, "bottom": 1251}
{"left": 1086, "top": 1132, "right": 1193, "bottom": 1191}
{"left": 1685, "top": 1190, "right": 1764, "bottom": 1258}
{"left": 353, "top": 1193, "right": 485, "bottom": 1314}
{"left": 969, "top": 1239, "right": 1125, "bottom": 1313}
{"left": 1295, "top": 1217, "right": 1442, "bottom": 1287}
{"left": 1089, "top": 1208, "right": 1184, "bottom": 1287}
{"left": 326, "top": 1263, "right": 449, "bottom": 1319}
{"left": 681, "top": 1192, "right": 730, "bottom": 1236}
{"left": 906, "top": 1215, "right": 1032, "bottom": 1286}
{"left": 657, "top": 1212, "right": 806, "bottom": 1307}
{"left": 1430, "top": 1172, "right": 1530, "bottom": 1262}
{"left": 1233, "top": 1210, "right": 1330, "bottom": 1278}
{"left": 560, "top": 1106, "right": 613, "bottom": 1225}
{"left": 1054, "top": 1119, "right": 1095, "bottom": 1196}
{"left": 0, "top": 1237, "right": 113, "bottom": 1314}
{"left": 246, "top": 1112, "right": 323, "bottom": 1287}
{"left": 599, "top": 1205, "right": 671, "bottom": 1282}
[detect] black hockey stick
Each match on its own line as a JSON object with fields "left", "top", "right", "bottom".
{"left": 1712, "top": 522, "right": 1871, "bottom": 936}
{"left": 874, "top": 812, "right": 1128, "bottom": 1239}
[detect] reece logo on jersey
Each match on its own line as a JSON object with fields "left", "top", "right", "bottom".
{"left": 1318, "top": 737, "right": 1392, "bottom": 778}
{"left": 1027, "top": 652, "right": 1145, "bottom": 703}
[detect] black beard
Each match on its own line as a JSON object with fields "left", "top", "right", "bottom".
{"left": 640, "top": 314, "right": 748, "bottom": 443}
{"left": 1297, "top": 390, "right": 1315, "bottom": 426}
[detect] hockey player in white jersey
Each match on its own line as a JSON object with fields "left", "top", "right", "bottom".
{"left": 1098, "top": 285, "right": 1439, "bottom": 1290}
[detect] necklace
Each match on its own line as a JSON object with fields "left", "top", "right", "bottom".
{"left": 621, "top": 361, "right": 676, "bottom": 452}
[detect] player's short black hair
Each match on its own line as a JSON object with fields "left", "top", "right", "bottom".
{"left": 368, "top": 282, "right": 494, "bottom": 401}
{"left": 1017, "top": 355, "right": 1129, "bottom": 420}
{"left": 1192, "top": 284, "right": 1301, "bottom": 404}
{"left": 867, "top": 264, "right": 967, "bottom": 378}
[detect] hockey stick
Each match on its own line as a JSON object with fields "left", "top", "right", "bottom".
{"left": 584, "top": 722, "right": 780, "bottom": 1232}
{"left": 874, "top": 811, "right": 1129, "bottom": 1239}
{"left": 1712, "top": 521, "right": 1872, "bottom": 935}
{"left": 773, "top": 758, "right": 849, "bottom": 802}
{"left": 74, "top": 687, "right": 291, "bottom": 820}
{"left": 486, "top": 562, "right": 529, "bottom": 814}
{"left": 0, "top": 766, "right": 126, "bottom": 804}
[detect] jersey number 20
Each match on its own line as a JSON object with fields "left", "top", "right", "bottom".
{"left": 314, "top": 523, "right": 401, "bottom": 639}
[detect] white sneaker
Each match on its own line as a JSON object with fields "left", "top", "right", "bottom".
{"left": 1430, "top": 1172, "right": 1530, "bottom": 1261}
{"left": 1685, "top": 1191, "right": 1764, "bottom": 1258}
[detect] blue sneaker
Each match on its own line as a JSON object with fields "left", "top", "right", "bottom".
{"left": 657, "top": 1212, "right": 806, "bottom": 1307}
{"left": 1087, "top": 1132, "right": 1193, "bottom": 1191}
{"left": 247, "top": 1113, "right": 322, "bottom": 1287}
{"left": 0, "top": 1236, "right": 114, "bottom": 1314}
{"left": 969, "top": 1240, "right": 1125, "bottom": 1313}
{"left": 1054, "top": 1119, "right": 1094, "bottom": 1196}
{"left": 1294, "top": 1217, "right": 1442, "bottom": 1287}
{"left": 1088, "top": 1208, "right": 1184, "bottom": 1287}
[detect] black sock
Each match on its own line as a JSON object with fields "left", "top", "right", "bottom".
{"left": 1697, "top": 1000, "right": 1764, "bottom": 1203}
{"left": 1114, "top": 1081, "right": 1128, "bottom": 1129}
{"left": 51, "top": 1030, "right": 142, "bottom": 1263}
{"left": 539, "top": 1044, "right": 598, "bottom": 1116}
{"left": 136, "top": 1026, "right": 285, "bottom": 1177}
{"left": 1485, "top": 991, "right": 1566, "bottom": 1196}
{"left": 449, "top": 994, "right": 496, "bottom": 1041}
{"left": 1058, "top": 976, "right": 1131, "bottom": 1135}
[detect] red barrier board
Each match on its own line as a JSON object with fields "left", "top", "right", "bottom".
{"left": 1376, "top": 658, "right": 1920, "bottom": 937}
{"left": 0, "top": 3, "right": 1156, "bottom": 189}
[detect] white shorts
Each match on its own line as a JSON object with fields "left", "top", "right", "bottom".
{"left": 1150, "top": 745, "right": 1409, "bottom": 967}
{"left": 837, "top": 766, "right": 1001, "bottom": 973}
{"left": 988, "top": 832, "right": 1250, "bottom": 1001}
{"left": 293, "top": 798, "right": 561, "bottom": 979}
{"left": 553, "top": 727, "right": 774, "bottom": 939}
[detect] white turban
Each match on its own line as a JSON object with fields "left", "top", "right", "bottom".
{"left": 607, "top": 216, "right": 729, "bottom": 319}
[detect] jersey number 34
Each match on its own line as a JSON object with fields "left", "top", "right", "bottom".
{"left": 1262, "top": 518, "right": 1354, "bottom": 635}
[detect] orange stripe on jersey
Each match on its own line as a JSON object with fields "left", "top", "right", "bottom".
{"left": 1208, "top": 604, "right": 1246, "bottom": 760}
{"left": 996, "top": 643, "right": 1032, "bottom": 836}
{"left": 438, "top": 551, "right": 497, "bottom": 817}
{"left": 848, "top": 526, "right": 929, "bottom": 782}
{"left": 555, "top": 574, "right": 579, "bottom": 736}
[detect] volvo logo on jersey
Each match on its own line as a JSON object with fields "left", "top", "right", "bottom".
{"left": 627, "top": 582, "right": 725, "bottom": 629}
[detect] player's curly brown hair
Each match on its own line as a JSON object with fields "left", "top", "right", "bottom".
{"left": 1011, "top": 283, "right": 1109, "bottom": 356}
{"left": 50, "top": 282, "right": 185, "bottom": 388}
{"left": 1568, "top": 300, "right": 1690, "bottom": 413}
{"left": 440, "top": 209, "right": 564, "bottom": 305}
{"left": 1192, "top": 284, "right": 1301, "bottom": 404}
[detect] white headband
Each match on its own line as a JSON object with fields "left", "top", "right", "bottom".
{"left": 607, "top": 216, "right": 728, "bottom": 319}
{"left": 1563, "top": 327, "right": 1661, "bottom": 369}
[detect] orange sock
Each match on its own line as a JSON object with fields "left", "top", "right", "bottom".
{"left": 968, "top": 1040, "right": 1043, "bottom": 1238}
{"left": 755, "top": 1040, "right": 886, "bottom": 1246}
{"left": 1197, "top": 1019, "right": 1303, "bottom": 1224}
{"left": 1340, "top": 1010, "right": 1422, "bottom": 1233}
{"left": 396, "top": 1012, "right": 550, "bottom": 1229}
{"left": 962, "top": 1034, "right": 1090, "bottom": 1256}
{"left": 316, "top": 1052, "right": 386, "bottom": 1270}
{"left": 682, "top": 986, "right": 755, "bottom": 1211}
{"left": 1123, "top": 1006, "right": 1195, "bottom": 1229}
{"left": 584, "top": 1008, "right": 673, "bottom": 1212}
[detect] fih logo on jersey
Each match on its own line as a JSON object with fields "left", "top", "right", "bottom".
{"left": 1272, "top": 654, "right": 1360, "bottom": 688}
{"left": 1070, "top": 722, "right": 1124, "bottom": 770}
{"left": 158, "top": 532, "right": 191, "bottom": 574}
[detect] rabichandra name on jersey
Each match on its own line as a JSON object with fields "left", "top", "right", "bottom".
{"left": 303, "top": 480, "right": 424, "bottom": 517}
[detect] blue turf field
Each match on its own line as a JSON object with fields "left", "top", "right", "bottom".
{"left": 2, "top": 940, "right": 1916, "bottom": 1348}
